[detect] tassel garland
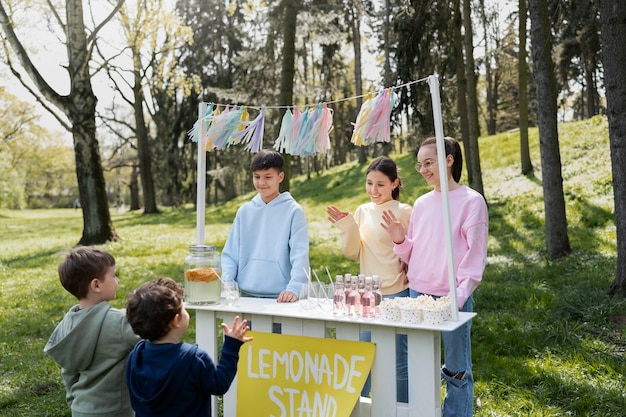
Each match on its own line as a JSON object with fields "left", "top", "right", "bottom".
{"left": 189, "top": 87, "right": 399, "bottom": 155}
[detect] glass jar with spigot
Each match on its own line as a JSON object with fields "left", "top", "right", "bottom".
{"left": 184, "top": 245, "right": 221, "bottom": 305}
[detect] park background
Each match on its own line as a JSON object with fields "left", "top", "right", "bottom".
{"left": 1, "top": 0, "right": 625, "bottom": 415}
{"left": 1, "top": 118, "right": 625, "bottom": 415}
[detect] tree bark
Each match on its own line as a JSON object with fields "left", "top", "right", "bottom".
{"left": 130, "top": 164, "right": 140, "bottom": 211}
{"left": 462, "top": 0, "right": 485, "bottom": 196}
{"left": 351, "top": 0, "right": 366, "bottom": 164}
{"left": 66, "top": 0, "right": 119, "bottom": 244}
{"left": 132, "top": 49, "right": 158, "bottom": 214}
{"left": 519, "top": 0, "right": 533, "bottom": 174}
{"left": 600, "top": 0, "right": 626, "bottom": 296}
{"left": 480, "top": 0, "right": 496, "bottom": 136}
{"left": 277, "top": 0, "right": 299, "bottom": 192}
{"left": 528, "top": 0, "right": 571, "bottom": 257}
{"left": 453, "top": 0, "right": 472, "bottom": 184}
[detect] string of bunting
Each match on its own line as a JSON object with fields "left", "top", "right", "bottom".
{"left": 188, "top": 77, "right": 427, "bottom": 156}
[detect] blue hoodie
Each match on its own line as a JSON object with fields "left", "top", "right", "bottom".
{"left": 221, "top": 191, "right": 310, "bottom": 298}
{"left": 126, "top": 337, "right": 243, "bottom": 417}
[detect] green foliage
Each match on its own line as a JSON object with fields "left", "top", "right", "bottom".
{"left": 0, "top": 118, "right": 625, "bottom": 416}
{"left": 0, "top": 88, "right": 78, "bottom": 210}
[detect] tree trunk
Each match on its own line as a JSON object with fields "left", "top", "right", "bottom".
{"left": 130, "top": 165, "right": 140, "bottom": 211}
{"left": 453, "top": 0, "right": 472, "bottom": 184}
{"left": 277, "top": 0, "right": 299, "bottom": 192}
{"left": 351, "top": 0, "right": 366, "bottom": 164}
{"left": 519, "top": 0, "right": 533, "bottom": 174}
{"left": 132, "top": 52, "right": 159, "bottom": 214}
{"left": 600, "top": 0, "right": 626, "bottom": 296}
{"left": 584, "top": 60, "right": 597, "bottom": 118}
{"left": 383, "top": 0, "right": 392, "bottom": 87}
{"left": 529, "top": 0, "right": 571, "bottom": 258}
{"left": 480, "top": 0, "right": 496, "bottom": 136}
{"left": 462, "top": 0, "right": 485, "bottom": 196}
{"left": 66, "top": 0, "right": 119, "bottom": 244}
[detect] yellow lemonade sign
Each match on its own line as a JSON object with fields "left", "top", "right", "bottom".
{"left": 237, "top": 331, "right": 375, "bottom": 417}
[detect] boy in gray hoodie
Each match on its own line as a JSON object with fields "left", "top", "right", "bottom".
{"left": 44, "top": 247, "right": 140, "bottom": 417}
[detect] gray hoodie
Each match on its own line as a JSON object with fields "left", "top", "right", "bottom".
{"left": 44, "top": 302, "right": 140, "bottom": 417}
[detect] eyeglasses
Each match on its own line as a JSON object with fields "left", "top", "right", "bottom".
{"left": 416, "top": 159, "right": 436, "bottom": 171}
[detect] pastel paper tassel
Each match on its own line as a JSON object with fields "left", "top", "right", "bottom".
{"left": 293, "top": 105, "right": 317, "bottom": 156}
{"left": 274, "top": 107, "right": 293, "bottom": 154}
{"left": 293, "top": 103, "right": 333, "bottom": 155}
{"left": 315, "top": 103, "right": 333, "bottom": 153}
{"left": 351, "top": 92, "right": 376, "bottom": 146}
{"left": 188, "top": 102, "right": 215, "bottom": 146}
{"left": 363, "top": 88, "right": 395, "bottom": 143}
{"left": 210, "top": 106, "right": 248, "bottom": 150}
{"left": 289, "top": 105, "right": 303, "bottom": 152}
{"left": 231, "top": 106, "right": 265, "bottom": 153}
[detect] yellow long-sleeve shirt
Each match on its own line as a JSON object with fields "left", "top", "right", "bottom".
{"left": 334, "top": 199, "right": 412, "bottom": 295}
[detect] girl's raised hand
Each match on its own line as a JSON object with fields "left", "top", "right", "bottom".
{"left": 221, "top": 316, "right": 253, "bottom": 343}
{"left": 381, "top": 209, "right": 406, "bottom": 244}
{"left": 327, "top": 205, "right": 349, "bottom": 224}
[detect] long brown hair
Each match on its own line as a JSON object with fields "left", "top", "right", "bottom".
{"left": 367, "top": 157, "right": 403, "bottom": 200}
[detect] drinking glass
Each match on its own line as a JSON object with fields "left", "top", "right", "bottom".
{"left": 221, "top": 280, "right": 240, "bottom": 307}
{"left": 298, "top": 283, "right": 317, "bottom": 310}
{"left": 318, "top": 283, "right": 334, "bottom": 311}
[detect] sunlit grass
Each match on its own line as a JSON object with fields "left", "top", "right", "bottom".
{"left": 1, "top": 117, "right": 625, "bottom": 415}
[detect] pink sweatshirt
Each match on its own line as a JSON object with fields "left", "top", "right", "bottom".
{"left": 394, "top": 186, "right": 488, "bottom": 308}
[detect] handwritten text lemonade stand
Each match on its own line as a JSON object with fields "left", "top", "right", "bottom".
{"left": 187, "top": 75, "right": 474, "bottom": 416}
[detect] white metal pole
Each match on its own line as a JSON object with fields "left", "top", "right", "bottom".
{"left": 427, "top": 74, "right": 459, "bottom": 321}
{"left": 196, "top": 103, "right": 208, "bottom": 246}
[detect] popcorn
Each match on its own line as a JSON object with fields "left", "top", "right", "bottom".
{"left": 380, "top": 299, "right": 401, "bottom": 321}
{"left": 379, "top": 295, "right": 452, "bottom": 325}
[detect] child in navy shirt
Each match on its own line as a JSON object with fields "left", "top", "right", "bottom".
{"left": 125, "top": 277, "right": 252, "bottom": 417}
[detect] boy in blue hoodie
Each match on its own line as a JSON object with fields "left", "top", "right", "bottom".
{"left": 125, "top": 277, "right": 252, "bottom": 417}
{"left": 44, "top": 247, "right": 140, "bottom": 417}
{"left": 221, "top": 149, "right": 310, "bottom": 302}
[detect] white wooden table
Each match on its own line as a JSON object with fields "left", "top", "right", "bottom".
{"left": 188, "top": 298, "right": 475, "bottom": 417}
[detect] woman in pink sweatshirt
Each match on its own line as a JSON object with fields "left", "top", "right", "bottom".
{"left": 382, "top": 137, "right": 488, "bottom": 417}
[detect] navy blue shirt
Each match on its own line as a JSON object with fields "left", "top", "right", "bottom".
{"left": 126, "top": 336, "right": 243, "bottom": 417}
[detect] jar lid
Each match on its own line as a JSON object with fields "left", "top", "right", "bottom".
{"left": 189, "top": 244, "right": 216, "bottom": 253}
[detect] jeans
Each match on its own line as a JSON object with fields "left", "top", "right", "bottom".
{"left": 410, "top": 289, "right": 474, "bottom": 417}
{"left": 361, "top": 288, "right": 409, "bottom": 403}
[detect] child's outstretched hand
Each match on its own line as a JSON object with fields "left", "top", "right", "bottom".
{"left": 327, "top": 205, "right": 349, "bottom": 224}
{"left": 381, "top": 209, "right": 406, "bottom": 244}
{"left": 221, "top": 316, "right": 253, "bottom": 343}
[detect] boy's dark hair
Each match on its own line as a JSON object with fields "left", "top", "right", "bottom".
{"left": 58, "top": 247, "right": 115, "bottom": 300}
{"left": 250, "top": 149, "right": 284, "bottom": 172}
{"left": 126, "top": 277, "right": 184, "bottom": 341}
{"left": 367, "top": 156, "right": 403, "bottom": 200}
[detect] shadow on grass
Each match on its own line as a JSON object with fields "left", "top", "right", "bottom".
{"left": 3, "top": 248, "right": 64, "bottom": 269}
{"left": 474, "top": 194, "right": 625, "bottom": 416}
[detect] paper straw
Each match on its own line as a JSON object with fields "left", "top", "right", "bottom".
{"left": 325, "top": 266, "right": 334, "bottom": 286}
{"left": 312, "top": 269, "right": 323, "bottom": 286}
{"left": 303, "top": 267, "right": 312, "bottom": 283}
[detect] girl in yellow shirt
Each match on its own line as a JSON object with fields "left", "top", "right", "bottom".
{"left": 327, "top": 156, "right": 412, "bottom": 402}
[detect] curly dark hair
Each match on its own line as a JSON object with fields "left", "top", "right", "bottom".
{"left": 125, "top": 277, "right": 184, "bottom": 341}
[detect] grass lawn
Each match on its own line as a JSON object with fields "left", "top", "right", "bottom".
{"left": 1, "top": 116, "right": 625, "bottom": 416}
